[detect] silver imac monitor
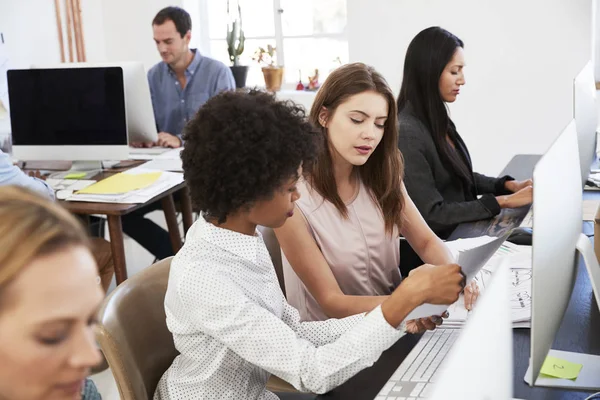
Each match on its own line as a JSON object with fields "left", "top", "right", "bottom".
{"left": 430, "top": 264, "right": 513, "bottom": 400}
{"left": 32, "top": 62, "right": 158, "bottom": 144}
{"left": 7, "top": 67, "right": 129, "bottom": 161}
{"left": 525, "top": 119, "right": 600, "bottom": 389}
{"left": 573, "top": 60, "right": 597, "bottom": 188}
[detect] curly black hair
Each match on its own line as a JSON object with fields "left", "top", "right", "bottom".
{"left": 181, "top": 89, "right": 320, "bottom": 223}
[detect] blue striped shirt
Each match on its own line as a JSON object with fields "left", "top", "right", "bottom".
{"left": 147, "top": 49, "right": 235, "bottom": 138}
{"left": 0, "top": 150, "right": 54, "bottom": 199}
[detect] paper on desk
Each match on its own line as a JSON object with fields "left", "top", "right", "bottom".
{"left": 143, "top": 158, "right": 183, "bottom": 172}
{"left": 441, "top": 242, "right": 532, "bottom": 328}
{"left": 583, "top": 199, "right": 600, "bottom": 221}
{"left": 540, "top": 356, "right": 583, "bottom": 380}
{"left": 404, "top": 234, "right": 508, "bottom": 320}
{"left": 77, "top": 171, "right": 162, "bottom": 195}
{"left": 67, "top": 168, "right": 183, "bottom": 203}
{"left": 128, "top": 153, "right": 156, "bottom": 160}
{"left": 156, "top": 148, "right": 183, "bottom": 159}
{"left": 46, "top": 179, "right": 96, "bottom": 192}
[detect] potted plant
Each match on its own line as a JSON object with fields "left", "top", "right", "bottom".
{"left": 227, "top": 0, "right": 248, "bottom": 88}
{"left": 253, "top": 44, "right": 284, "bottom": 92}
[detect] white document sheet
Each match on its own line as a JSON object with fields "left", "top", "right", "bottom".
{"left": 404, "top": 234, "right": 508, "bottom": 320}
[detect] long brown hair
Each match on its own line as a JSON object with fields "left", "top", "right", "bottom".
{"left": 0, "top": 186, "right": 89, "bottom": 295}
{"left": 308, "top": 62, "right": 404, "bottom": 235}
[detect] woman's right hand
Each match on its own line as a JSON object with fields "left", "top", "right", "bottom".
{"left": 405, "top": 263, "right": 465, "bottom": 305}
{"left": 497, "top": 186, "right": 533, "bottom": 209}
{"left": 381, "top": 263, "right": 464, "bottom": 328}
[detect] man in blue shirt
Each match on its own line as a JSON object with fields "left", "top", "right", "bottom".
{"left": 123, "top": 7, "right": 235, "bottom": 259}
{"left": 147, "top": 6, "right": 235, "bottom": 148}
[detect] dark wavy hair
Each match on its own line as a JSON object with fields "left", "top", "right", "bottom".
{"left": 397, "top": 27, "right": 471, "bottom": 184}
{"left": 181, "top": 89, "right": 320, "bottom": 223}
{"left": 308, "top": 62, "right": 404, "bottom": 235}
{"left": 152, "top": 7, "right": 191, "bottom": 37}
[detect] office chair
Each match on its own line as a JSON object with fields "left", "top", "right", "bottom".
{"left": 96, "top": 257, "right": 177, "bottom": 400}
{"left": 97, "top": 255, "right": 298, "bottom": 398}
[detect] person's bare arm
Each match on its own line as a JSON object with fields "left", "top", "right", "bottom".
{"left": 275, "top": 208, "right": 388, "bottom": 319}
{"left": 400, "top": 183, "right": 479, "bottom": 310}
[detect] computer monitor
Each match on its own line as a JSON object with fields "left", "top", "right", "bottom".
{"left": 574, "top": 60, "right": 597, "bottom": 188}
{"left": 430, "top": 265, "right": 513, "bottom": 399}
{"left": 525, "top": 119, "right": 600, "bottom": 389}
{"left": 7, "top": 67, "right": 129, "bottom": 161}
{"left": 32, "top": 62, "right": 158, "bottom": 144}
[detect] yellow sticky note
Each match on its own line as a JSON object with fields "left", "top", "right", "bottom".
{"left": 64, "top": 172, "right": 87, "bottom": 179}
{"left": 539, "top": 356, "right": 583, "bottom": 380}
{"left": 77, "top": 172, "right": 162, "bottom": 195}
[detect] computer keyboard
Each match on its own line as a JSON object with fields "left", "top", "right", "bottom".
{"left": 519, "top": 209, "right": 533, "bottom": 228}
{"left": 129, "top": 147, "right": 171, "bottom": 155}
{"left": 374, "top": 329, "right": 460, "bottom": 399}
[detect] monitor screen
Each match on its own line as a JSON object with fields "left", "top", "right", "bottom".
{"left": 7, "top": 67, "right": 127, "bottom": 146}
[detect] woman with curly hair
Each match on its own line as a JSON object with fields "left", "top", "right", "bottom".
{"left": 153, "top": 89, "right": 465, "bottom": 400}
{"left": 275, "top": 62, "right": 479, "bottom": 324}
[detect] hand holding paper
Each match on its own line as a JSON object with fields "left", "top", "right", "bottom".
{"left": 404, "top": 234, "right": 509, "bottom": 321}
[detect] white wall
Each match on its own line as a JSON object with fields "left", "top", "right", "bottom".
{"left": 0, "top": 0, "right": 108, "bottom": 136}
{"left": 594, "top": 0, "right": 600, "bottom": 79}
{"left": 0, "top": 0, "right": 109, "bottom": 67}
{"left": 100, "top": 0, "right": 183, "bottom": 70}
{"left": 348, "top": 0, "right": 593, "bottom": 176}
{"left": 0, "top": 0, "right": 65, "bottom": 68}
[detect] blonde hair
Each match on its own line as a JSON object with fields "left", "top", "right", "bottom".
{"left": 0, "top": 186, "right": 89, "bottom": 291}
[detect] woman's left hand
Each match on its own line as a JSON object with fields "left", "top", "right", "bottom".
{"left": 406, "top": 311, "right": 450, "bottom": 334}
{"left": 505, "top": 179, "right": 533, "bottom": 193}
{"left": 463, "top": 280, "right": 479, "bottom": 311}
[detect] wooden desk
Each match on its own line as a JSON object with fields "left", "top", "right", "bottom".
{"left": 59, "top": 165, "right": 194, "bottom": 285}
{"left": 320, "top": 154, "right": 600, "bottom": 400}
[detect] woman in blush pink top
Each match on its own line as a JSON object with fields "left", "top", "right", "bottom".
{"left": 283, "top": 178, "right": 401, "bottom": 322}
{"left": 276, "top": 63, "right": 479, "bottom": 329}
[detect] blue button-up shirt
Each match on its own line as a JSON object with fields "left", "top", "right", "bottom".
{"left": 148, "top": 49, "right": 235, "bottom": 138}
{"left": 0, "top": 150, "right": 54, "bottom": 199}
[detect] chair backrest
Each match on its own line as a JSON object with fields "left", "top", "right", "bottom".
{"left": 96, "top": 257, "right": 177, "bottom": 400}
{"left": 258, "top": 226, "right": 285, "bottom": 296}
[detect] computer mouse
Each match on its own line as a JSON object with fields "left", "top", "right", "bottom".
{"left": 507, "top": 227, "right": 533, "bottom": 246}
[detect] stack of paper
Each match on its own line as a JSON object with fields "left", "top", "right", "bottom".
{"left": 65, "top": 167, "right": 184, "bottom": 203}
{"left": 47, "top": 178, "right": 96, "bottom": 192}
{"left": 441, "top": 238, "right": 532, "bottom": 329}
{"left": 142, "top": 148, "right": 183, "bottom": 172}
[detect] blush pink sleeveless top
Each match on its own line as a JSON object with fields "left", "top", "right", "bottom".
{"left": 282, "top": 179, "right": 401, "bottom": 321}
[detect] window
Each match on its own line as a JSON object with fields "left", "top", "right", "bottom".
{"left": 202, "top": 0, "right": 348, "bottom": 88}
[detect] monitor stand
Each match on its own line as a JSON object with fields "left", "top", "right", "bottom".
{"left": 524, "top": 233, "right": 600, "bottom": 390}
{"left": 70, "top": 161, "right": 103, "bottom": 171}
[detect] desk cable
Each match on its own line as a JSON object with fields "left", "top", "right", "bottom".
{"left": 585, "top": 392, "right": 600, "bottom": 400}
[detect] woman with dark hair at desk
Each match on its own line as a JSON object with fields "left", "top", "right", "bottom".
{"left": 397, "top": 27, "right": 533, "bottom": 276}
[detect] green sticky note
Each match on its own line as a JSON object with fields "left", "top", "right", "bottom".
{"left": 64, "top": 172, "right": 87, "bottom": 179}
{"left": 539, "top": 356, "right": 583, "bottom": 380}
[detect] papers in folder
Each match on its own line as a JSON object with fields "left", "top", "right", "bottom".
{"left": 66, "top": 167, "right": 184, "bottom": 204}
{"left": 77, "top": 171, "right": 162, "bottom": 194}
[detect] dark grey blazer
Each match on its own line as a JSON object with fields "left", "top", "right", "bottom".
{"left": 398, "top": 106, "right": 513, "bottom": 240}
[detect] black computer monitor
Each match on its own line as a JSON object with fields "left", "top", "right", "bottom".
{"left": 8, "top": 67, "right": 129, "bottom": 160}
